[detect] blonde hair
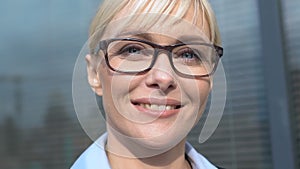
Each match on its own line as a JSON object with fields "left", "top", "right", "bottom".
{"left": 89, "top": 0, "right": 221, "bottom": 50}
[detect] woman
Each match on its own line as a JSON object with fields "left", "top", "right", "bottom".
{"left": 72, "top": 0, "right": 223, "bottom": 168}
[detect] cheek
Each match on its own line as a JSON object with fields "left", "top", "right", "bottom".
{"left": 196, "top": 79, "right": 211, "bottom": 116}
{"left": 184, "top": 78, "right": 211, "bottom": 123}
{"left": 198, "top": 80, "right": 211, "bottom": 100}
{"left": 99, "top": 63, "right": 133, "bottom": 98}
{"left": 196, "top": 79, "right": 211, "bottom": 115}
{"left": 183, "top": 78, "right": 211, "bottom": 102}
{"left": 109, "top": 74, "right": 144, "bottom": 98}
{"left": 99, "top": 70, "right": 138, "bottom": 116}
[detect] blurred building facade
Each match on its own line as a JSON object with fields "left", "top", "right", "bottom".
{"left": 188, "top": 1, "right": 299, "bottom": 169}
{"left": 282, "top": 0, "right": 300, "bottom": 167}
{"left": 189, "top": 1, "right": 272, "bottom": 168}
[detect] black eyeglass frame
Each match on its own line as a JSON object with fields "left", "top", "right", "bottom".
{"left": 94, "top": 38, "right": 223, "bottom": 77}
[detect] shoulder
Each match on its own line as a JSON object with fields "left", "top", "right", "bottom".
{"left": 70, "top": 133, "right": 110, "bottom": 169}
{"left": 185, "top": 142, "right": 224, "bottom": 169}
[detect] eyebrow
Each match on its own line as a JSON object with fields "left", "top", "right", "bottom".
{"left": 117, "top": 30, "right": 153, "bottom": 40}
{"left": 178, "top": 35, "right": 208, "bottom": 43}
{"left": 117, "top": 31, "right": 209, "bottom": 44}
{"left": 117, "top": 30, "right": 146, "bottom": 37}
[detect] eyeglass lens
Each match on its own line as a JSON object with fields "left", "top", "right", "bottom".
{"left": 106, "top": 40, "right": 218, "bottom": 76}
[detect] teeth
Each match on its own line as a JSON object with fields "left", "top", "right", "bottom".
{"left": 166, "top": 106, "right": 172, "bottom": 110}
{"left": 139, "top": 104, "right": 177, "bottom": 111}
{"left": 145, "top": 104, "right": 151, "bottom": 109}
{"left": 158, "top": 105, "right": 165, "bottom": 111}
{"left": 150, "top": 104, "right": 159, "bottom": 110}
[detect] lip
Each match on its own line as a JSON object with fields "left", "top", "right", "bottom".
{"left": 131, "top": 98, "right": 183, "bottom": 118}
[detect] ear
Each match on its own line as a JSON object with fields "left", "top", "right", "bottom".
{"left": 86, "top": 54, "right": 103, "bottom": 96}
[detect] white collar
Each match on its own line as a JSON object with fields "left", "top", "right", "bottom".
{"left": 71, "top": 133, "right": 217, "bottom": 169}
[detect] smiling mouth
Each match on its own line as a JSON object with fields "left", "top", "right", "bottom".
{"left": 133, "top": 103, "right": 182, "bottom": 111}
{"left": 131, "top": 98, "right": 183, "bottom": 118}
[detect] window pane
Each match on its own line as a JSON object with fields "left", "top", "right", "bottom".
{"left": 281, "top": 0, "right": 300, "bottom": 168}
{"left": 188, "top": 1, "right": 273, "bottom": 168}
{"left": 0, "top": 0, "right": 99, "bottom": 168}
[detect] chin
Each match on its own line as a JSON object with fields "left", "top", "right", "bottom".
{"left": 135, "top": 124, "right": 190, "bottom": 149}
{"left": 140, "top": 135, "right": 183, "bottom": 150}
{"left": 107, "top": 120, "right": 192, "bottom": 158}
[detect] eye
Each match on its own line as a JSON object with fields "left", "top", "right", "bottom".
{"left": 176, "top": 48, "right": 201, "bottom": 60}
{"left": 119, "top": 45, "right": 144, "bottom": 55}
{"left": 181, "top": 51, "right": 197, "bottom": 59}
{"left": 126, "top": 46, "right": 141, "bottom": 54}
{"left": 172, "top": 47, "right": 205, "bottom": 66}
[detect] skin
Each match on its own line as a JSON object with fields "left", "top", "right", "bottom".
{"left": 86, "top": 1, "right": 212, "bottom": 169}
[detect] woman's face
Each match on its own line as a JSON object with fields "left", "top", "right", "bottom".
{"left": 87, "top": 2, "right": 213, "bottom": 149}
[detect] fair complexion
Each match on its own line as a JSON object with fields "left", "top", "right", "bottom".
{"left": 86, "top": 2, "right": 212, "bottom": 169}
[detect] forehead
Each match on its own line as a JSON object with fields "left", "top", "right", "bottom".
{"left": 100, "top": 0, "right": 211, "bottom": 43}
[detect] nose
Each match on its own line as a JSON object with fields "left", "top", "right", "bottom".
{"left": 145, "top": 53, "right": 177, "bottom": 92}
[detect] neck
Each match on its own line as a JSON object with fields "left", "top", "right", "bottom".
{"left": 105, "top": 131, "right": 190, "bottom": 169}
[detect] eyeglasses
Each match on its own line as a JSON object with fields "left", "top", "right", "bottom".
{"left": 95, "top": 38, "right": 223, "bottom": 77}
